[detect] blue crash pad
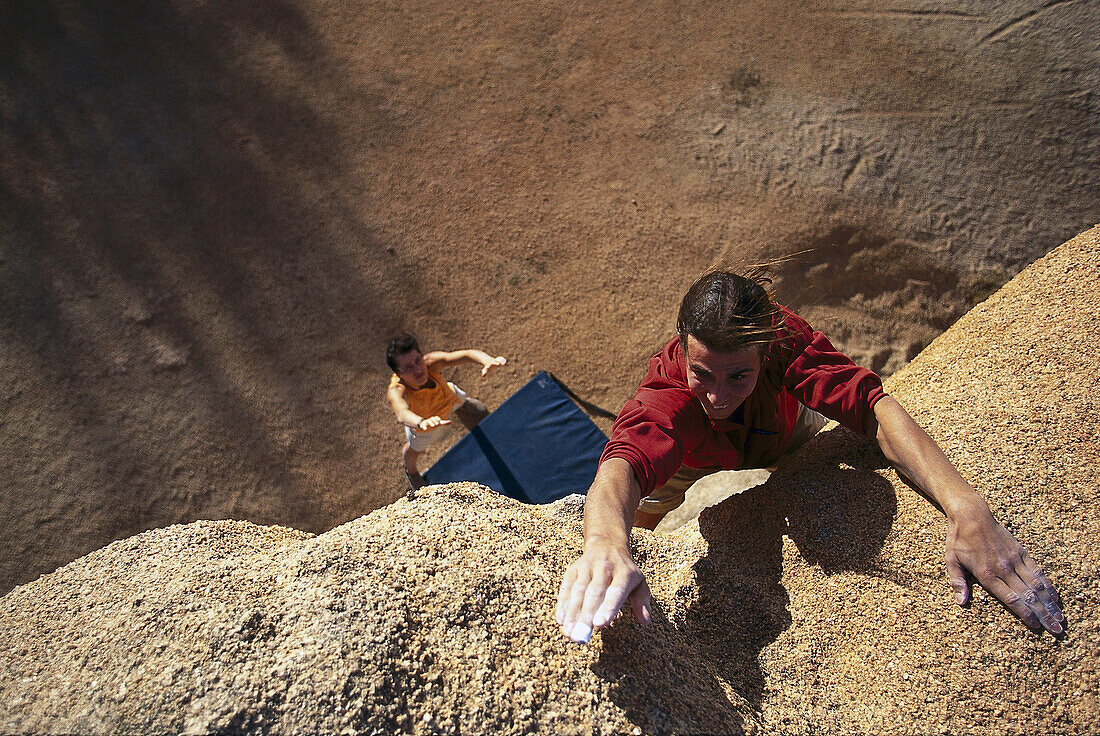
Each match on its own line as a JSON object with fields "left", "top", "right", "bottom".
{"left": 423, "top": 371, "right": 608, "bottom": 504}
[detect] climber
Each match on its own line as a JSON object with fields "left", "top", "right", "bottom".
{"left": 555, "top": 268, "right": 1064, "bottom": 644}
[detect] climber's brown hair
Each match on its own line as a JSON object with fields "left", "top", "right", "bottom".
{"left": 676, "top": 267, "right": 784, "bottom": 354}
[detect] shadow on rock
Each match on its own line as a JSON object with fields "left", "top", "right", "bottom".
{"left": 773, "top": 427, "right": 896, "bottom": 575}
{"left": 593, "top": 609, "right": 753, "bottom": 736}
{"left": 675, "top": 427, "right": 896, "bottom": 709}
{"left": 681, "top": 481, "right": 791, "bottom": 710}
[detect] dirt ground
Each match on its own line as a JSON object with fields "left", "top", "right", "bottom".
{"left": 1, "top": 0, "right": 1097, "bottom": 593}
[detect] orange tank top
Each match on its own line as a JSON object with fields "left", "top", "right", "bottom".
{"left": 390, "top": 366, "right": 458, "bottom": 431}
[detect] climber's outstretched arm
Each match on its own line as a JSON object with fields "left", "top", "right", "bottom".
{"left": 868, "top": 396, "right": 1064, "bottom": 635}
{"left": 556, "top": 458, "right": 652, "bottom": 644}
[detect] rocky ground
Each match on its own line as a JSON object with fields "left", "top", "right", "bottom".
{"left": 2, "top": 0, "right": 1098, "bottom": 595}
{"left": 1, "top": 226, "right": 1096, "bottom": 735}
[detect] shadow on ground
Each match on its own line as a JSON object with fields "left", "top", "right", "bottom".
{"left": 0, "top": 1, "right": 440, "bottom": 591}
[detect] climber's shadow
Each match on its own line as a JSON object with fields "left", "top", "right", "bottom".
{"left": 774, "top": 427, "right": 897, "bottom": 574}
{"left": 591, "top": 429, "right": 896, "bottom": 732}
{"left": 591, "top": 603, "right": 753, "bottom": 735}
{"left": 682, "top": 428, "right": 897, "bottom": 708}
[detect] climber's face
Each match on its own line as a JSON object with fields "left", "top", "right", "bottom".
{"left": 395, "top": 350, "right": 429, "bottom": 388}
{"left": 683, "top": 335, "right": 762, "bottom": 421}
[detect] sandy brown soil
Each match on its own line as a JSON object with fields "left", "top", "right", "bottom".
{"left": 1, "top": 0, "right": 1097, "bottom": 599}
{"left": 0, "top": 226, "right": 1096, "bottom": 734}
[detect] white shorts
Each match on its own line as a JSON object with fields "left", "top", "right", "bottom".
{"left": 405, "top": 383, "right": 468, "bottom": 452}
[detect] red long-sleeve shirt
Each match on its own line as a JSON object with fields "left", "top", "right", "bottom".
{"left": 600, "top": 307, "right": 887, "bottom": 496}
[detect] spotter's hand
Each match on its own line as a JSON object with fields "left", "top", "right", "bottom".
{"left": 481, "top": 356, "right": 508, "bottom": 376}
{"left": 417, "top": 416, "right": 451, "bottom": 431}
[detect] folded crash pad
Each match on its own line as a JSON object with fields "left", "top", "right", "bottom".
{"left": 423, "top": 371, "right": 608, "bottom": 504}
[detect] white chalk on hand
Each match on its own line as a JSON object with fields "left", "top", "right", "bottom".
{"left": 569, "top": 622, "right": 592, "bottom": 644}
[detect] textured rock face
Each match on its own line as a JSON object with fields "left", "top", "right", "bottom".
{"left": 1, "top": 226, "right": 1097, "bottom": 734}
{"left": 0, "top": 492, "right": 754, "bottom": 735}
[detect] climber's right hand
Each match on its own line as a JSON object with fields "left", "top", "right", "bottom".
{"left": 556, "top": 538, "right": 652, "bottom": 644}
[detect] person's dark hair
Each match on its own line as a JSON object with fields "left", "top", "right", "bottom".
{"left": 386, "top": 332, "right": 421, "bottom": 371}
{"left": 676, "top": 267, "right": 784, "bottom": 353}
